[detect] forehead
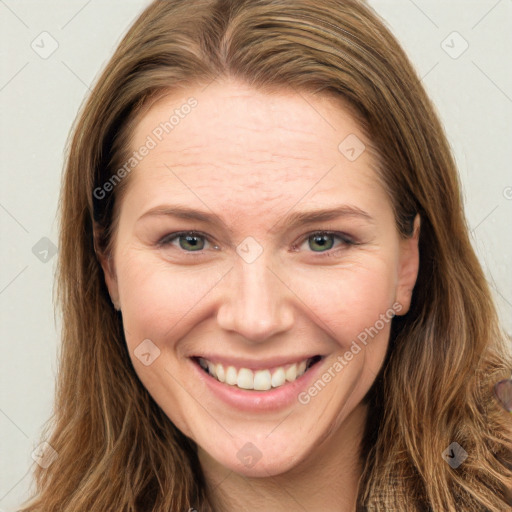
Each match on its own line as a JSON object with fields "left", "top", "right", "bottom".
{"left": 122, "top": 79, "right": 383, "bottom": 214}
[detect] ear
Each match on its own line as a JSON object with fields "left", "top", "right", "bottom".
{"left": 93, "top": 227, "right": 121, "bottom": 311}
{"left": 395, "top": 214, "right": 420, "bottom": 315}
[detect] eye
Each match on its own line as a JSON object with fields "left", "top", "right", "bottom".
{"left": 156, "top": 230, "right": 356, "bottom": 257}
{"left": 157, "top": 231, "right": 217, "bottom": 253}
{"left": 295, "top": 231, "right": 356, "bottom": 257}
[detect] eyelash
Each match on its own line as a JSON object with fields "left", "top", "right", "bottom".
{"left": 156, "top": 230, "right": 357, "bottom": 258}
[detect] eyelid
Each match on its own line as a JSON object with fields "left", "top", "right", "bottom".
{"left": 158, "top": 230, "right": 211, "bottom": 243}
{"left": 157, "top": 230, "right": 357, "bottom": 257}
{"left": 293, "top": 231, "right": 356, "bottom": 255}
{"left": 157, "top": 230, "right": 218, "bottom": 253}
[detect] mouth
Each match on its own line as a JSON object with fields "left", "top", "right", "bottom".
{"left": 192, "top": 355, "right": 323, "bottom": 391}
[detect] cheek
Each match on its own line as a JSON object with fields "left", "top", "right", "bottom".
{"left": 116, "top": 253, "right": 223, "bottom": 346}
{"left": 115, "top": 248, "right": 398, "bottom": 443}
{"left": 290, "top": 257, "right": 398, "bottom": 343}
{"left": 118, "top": 248, "right": 399, "bottom": 351}
{"left": 294, "top": 260, "right": 398, "bottom": 420}
{"left": 115, "top": 254, "right": 223, "bottom": 436}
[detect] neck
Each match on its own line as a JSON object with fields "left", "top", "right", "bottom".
{"left": 199, "top": 402, "right": 368, "bottom": 512}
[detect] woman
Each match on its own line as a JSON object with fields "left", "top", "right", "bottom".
{"left": 19, "top": 0, "right": 512, "bottom": 510}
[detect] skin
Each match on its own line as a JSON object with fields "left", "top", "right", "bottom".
{"left": 98, "top": 78, "right": 420, "bottom": 512}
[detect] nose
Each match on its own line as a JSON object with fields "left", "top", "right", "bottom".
{"left": 216, "top": 251, "right": 295, "bottom": 344}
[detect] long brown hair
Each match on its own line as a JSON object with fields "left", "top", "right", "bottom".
{"left": 19, "top": 0, "right": 512, "bottom": 510}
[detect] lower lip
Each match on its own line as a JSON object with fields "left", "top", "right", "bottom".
{"left": 188, "top": 357, "right": 326, "bottom": 412}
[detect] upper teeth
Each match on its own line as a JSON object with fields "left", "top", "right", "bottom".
{"left": 198, "top": 357, "right": 310, "bottom": 390}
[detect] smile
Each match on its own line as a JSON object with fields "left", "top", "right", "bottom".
{"left": 194, "top": 355, "right": 323, "bottom": 391}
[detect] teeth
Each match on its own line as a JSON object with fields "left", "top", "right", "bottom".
{"left": 225, "top": 365, "right": 238, "bottom": 386}
{"left": 271, "top": 367, "right": 286, "bottom": 388}
{"left": 197, "top": 356, "right": 316, "bottom": 391}
{"left": 285, "top": 364, "right": 297, "bottom": 382}
{"left": 215, "top": 363, "right": 225, "bottom": 383}
{"left": 207, "top": 361, "right": 216, "bottom": 379}
{"left": 237, "top": 368, "right": 253, "bottom": 389}
{"left": 253, "top": 370, "right": 272, "bottom": 391}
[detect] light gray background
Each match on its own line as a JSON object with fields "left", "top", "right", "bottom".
{"left": 1, "top": 1, "right": 511, "bottom": 510}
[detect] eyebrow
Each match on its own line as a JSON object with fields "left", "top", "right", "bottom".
{"left": 137, "top": 204, "right": 375, "bottom": 234}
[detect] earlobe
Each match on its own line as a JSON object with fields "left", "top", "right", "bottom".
{"left": 395, "top": 215, "right": 420, "bottom": 315}
{"left": 102, "top": 254, "right": 121, "bottom": 311}
{"left": 93, "top": 229, "right": 121, "bottom": 311}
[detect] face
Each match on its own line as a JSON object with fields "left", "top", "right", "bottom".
{"left": 99, "top": 78, "right": 419, "bottom": 478}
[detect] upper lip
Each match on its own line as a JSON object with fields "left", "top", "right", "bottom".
{"left": 190, "top": 354, "right": 323, "bottom": 371}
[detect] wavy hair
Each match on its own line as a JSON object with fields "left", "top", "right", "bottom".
{"left": 19, "top": 0, "right": 512, "bottom": 510}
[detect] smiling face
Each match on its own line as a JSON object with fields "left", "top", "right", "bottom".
{"left": 98, "top": 78, "right": 419, "bottom": 478}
